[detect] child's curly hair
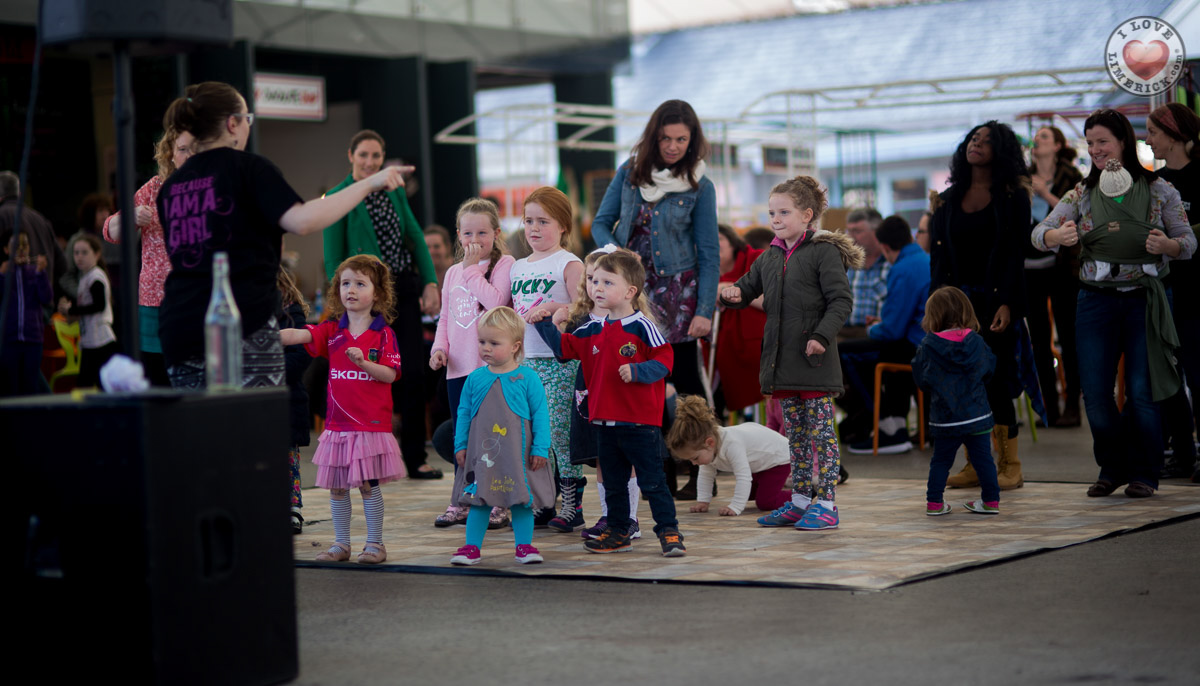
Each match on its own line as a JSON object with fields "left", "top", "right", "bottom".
{"left": 666, "top": 394, "right": 722, "bottom": 457}
{"left": 323, "top": 254, "right": 397, "bottom": 323}
{"left": 770, "top": 175, "right": 828, "bottom": 226}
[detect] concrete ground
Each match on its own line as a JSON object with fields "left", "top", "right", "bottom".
{"left": 294, "top": 519, "right": 1199, "bottom": 686}
{"left": 290, "top": 416, "right": 1200, "bottom": 685}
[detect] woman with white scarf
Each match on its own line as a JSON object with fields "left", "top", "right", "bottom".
{"left": 591, "top": 100, "right": 720, "bottom": 499}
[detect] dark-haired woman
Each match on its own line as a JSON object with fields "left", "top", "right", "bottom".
{"left": 1147, "top": 103, "right": 1200, "bottom": 482}
{"left": 1026, "top": 126, "right": 1085, "bottom": 427}
{"left": 1034, "top": 109, "right": 1196, "bottom": 498}
{"left": 591, "top": 99, "right": 720, "bottom": 498}
{"left": 930, "top": 121, "right": 1031, "bottom": 491}
{"left": 157, "top": 81, "right": 407, "bottom": 391}
{"left": 323, "top": 129, "right": 444, "bottom": 480}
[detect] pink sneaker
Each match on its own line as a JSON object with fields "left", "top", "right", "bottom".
{"left": 926, "top": 502, "right": 952, "bottom": 516}
{"left": 514, "top": 544, "right": 544, "bottom": 564}
{"left": 450, "top": 544, "right": 481, "bottom": 565}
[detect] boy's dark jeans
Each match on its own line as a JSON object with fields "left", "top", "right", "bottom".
{"left": 596, "top": 423, "right": 678, "bottom": 536}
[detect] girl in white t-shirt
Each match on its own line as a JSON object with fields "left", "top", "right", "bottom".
{"left": 667, "top": 395, "right": 791, "bottom": 515}
{"left": 510, "top": 187, "right": 584, "bottom": 529}
{"left": 58, "top": 233, "right": 118, "bottom": 389}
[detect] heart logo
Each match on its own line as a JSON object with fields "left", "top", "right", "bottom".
{"left": 1123, "top": 40, "right": 1169, "bottom": 80}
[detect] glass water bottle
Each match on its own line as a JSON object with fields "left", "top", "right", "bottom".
{"left": 204, "top": 252, "right": 243, "bottom": 390}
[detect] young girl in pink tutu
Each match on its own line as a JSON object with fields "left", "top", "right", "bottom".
{"left": 281, "top": 254, "right": 406, "bottom": 564}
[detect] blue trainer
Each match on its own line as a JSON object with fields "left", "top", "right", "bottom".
{"left": 757, "top": 501, "right": 806, "bottom": 527}
{"left": 795, "top": 503, "right": 839, "bottom": 531}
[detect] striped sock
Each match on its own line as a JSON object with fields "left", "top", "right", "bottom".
{"left": 330, "top": 495, "right": 351, "bottom": 544}
{"left": 362, "top": 486, "right": 385, "bottom": 544}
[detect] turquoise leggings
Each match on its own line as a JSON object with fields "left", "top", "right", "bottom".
{"left": 465, "top": 504, "right": 533, "bottom": 548}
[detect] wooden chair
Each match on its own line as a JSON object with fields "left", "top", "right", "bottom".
{"left": 49, "top": 317, "right": 81, "bottom": 391}
{"left": 1046, "top": 297, "right": 1067, "bottom": 402}
{"left": 872, "top": 362, "right": 925, "bottom": 455}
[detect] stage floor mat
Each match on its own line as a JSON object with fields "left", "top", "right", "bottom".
{"left": 293, "top": 476, "right": 1199, "bottom": 590}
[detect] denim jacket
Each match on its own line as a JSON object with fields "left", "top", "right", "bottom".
{"left": 591, "top": 159, "right": 720, "bottom": 319}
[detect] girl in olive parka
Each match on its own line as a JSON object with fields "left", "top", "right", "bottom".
{"left": 720, "top": 177, "right": 864, "bottom": 532}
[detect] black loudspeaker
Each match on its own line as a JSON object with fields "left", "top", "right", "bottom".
{"left": 5, "top": 389, "right": 297, "bottom": 685}
{"left": 40, "top": 0, "right": 234, "bottom": 47}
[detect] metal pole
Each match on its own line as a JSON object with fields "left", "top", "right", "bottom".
{"left": 504, "top": 108, "right": 513, "bottom": 225}
{"left": 785, "top": 94, "right": 794, "bottom": 178}
{"left": 112, "top": 42, "right": 140, "bottom": 361}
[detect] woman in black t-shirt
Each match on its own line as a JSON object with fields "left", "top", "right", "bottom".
{"left": 158, "top": 81, "right": 407, "bottom": 389}
{"left": 929, "top": 121, "right": 1032, "bottom": 492}
{"left": 1147, "top": 103, "right": 1200, "bottom": 483}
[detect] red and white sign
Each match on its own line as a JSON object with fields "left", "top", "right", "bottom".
{"left": 253, "top": 73, "right": 326, "bottom": 121}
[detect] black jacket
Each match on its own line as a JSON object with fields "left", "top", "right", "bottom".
{"left": 929, "top": 179, "right": 1032, "bottom": 320}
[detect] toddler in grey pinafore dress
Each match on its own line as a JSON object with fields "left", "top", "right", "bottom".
{"left": 453, "top": 375, "right": 555, "bottom": 509}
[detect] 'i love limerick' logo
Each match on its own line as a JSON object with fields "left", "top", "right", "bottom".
{"left": 1106, "top": 16, "right": 1186, "bottom": 96}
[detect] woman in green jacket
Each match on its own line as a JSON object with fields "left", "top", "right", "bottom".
{"left": 323, "top": 129, "right": 443, "bottom": 479}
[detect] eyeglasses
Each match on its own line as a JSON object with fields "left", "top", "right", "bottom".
{"left": 232, "top": 112, "right": 255, "bottom": 126}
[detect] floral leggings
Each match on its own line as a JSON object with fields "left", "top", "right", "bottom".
{"left": 780, "top": 394, "right": 840, "bottom": 503}
{"left": 526, "top": 357, "right": 583, "bottom": 479}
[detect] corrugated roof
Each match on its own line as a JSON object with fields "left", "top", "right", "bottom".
{"left": 614, "top": 0, "right": 1175, "bottom": 132}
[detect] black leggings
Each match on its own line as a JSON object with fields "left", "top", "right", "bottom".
{"left": 390, "top": 275, "right": 431, "bottom": 474}
{"left": 669, "top": 340, "right": 705, "bottom": 397}
{"left": 970, "top": 294, "right": 1019, "bottom": 432}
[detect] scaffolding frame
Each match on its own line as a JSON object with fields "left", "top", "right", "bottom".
{"left": 435, "top": 67, "right": 1119, "bottom": 223}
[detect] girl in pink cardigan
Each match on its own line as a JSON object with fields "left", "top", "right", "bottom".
{"left": 429, "top": 197, "right": 516, "bottom": 527}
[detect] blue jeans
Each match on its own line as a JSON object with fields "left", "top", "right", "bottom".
{"left": 1075, "top": 289, "right": 1163, "bottom": 487}
{"left": 595, "top": 423, "right": 677, "bottom": 536}
{"left": 927, "top": 431, "right": 999, "bottom": 503}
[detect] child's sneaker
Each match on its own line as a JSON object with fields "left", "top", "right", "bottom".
{"left": 547, "top": 507, "right": 584, "bottom": 532}
{"left": 964, "top": 500, "right": 1000, "bottom": 515}
{"left": 581, "top": 516, "right": 608, "bottom": 539}
{"left": 629, "top": 520, "right": 642, "bottom": 539}
{"left": 926, "top": 502, "right": 952, "bottom": 516}
{"left": 488, "top": 507, "right": 510, "bottom": 529}
{"left": 450, "top": 544, "right": 482, "bottom": 565}
{"left": 795, "top": 503, "right": 839, "bottom": 531}
{"left": 514, "top": 544, "right": 544, "bottom": 564}
{"left": 533, "top": 506, "right": 556, "bottom": 528}
{"left": 657, "top": 527, "right": 686, "bottom": 557}
{"left": 583, "top": 526, "right": 633, "bottom": 553}
{"left": 434, "top": 505, "right": 468, "bottom": 528}
{"left": 757, "top": 501, "right": 806, "bottom": 527}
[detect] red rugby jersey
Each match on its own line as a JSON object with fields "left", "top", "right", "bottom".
{"left": 305, "top": 314, "right": 401, "bottom": 432}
